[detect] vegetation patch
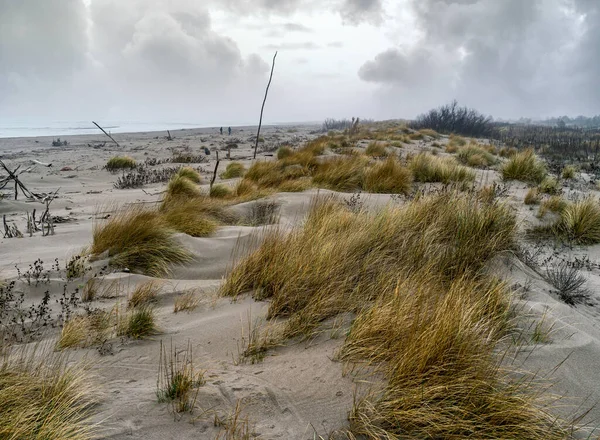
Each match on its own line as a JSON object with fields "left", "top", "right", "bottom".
{"left": 409, "top": 153, "right": 475, "bottom": 184}
{"left": 501, "top": 149, "right": 547, "bottom": 184}
{"left": 220, "top": 162, "right": 246, "bottom": 179}
{"left": 106, "top": 156, "right": 136, "bottom": 171}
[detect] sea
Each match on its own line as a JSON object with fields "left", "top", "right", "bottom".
{"left": 0, "top": 121, "right": 252, "bottom": 139}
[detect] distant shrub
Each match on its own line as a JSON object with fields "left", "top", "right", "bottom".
{"left": 411, "top": 100, "right": 496, "bottom": 137}
{"left": 538, "top": 177, "right": 561, "bottom": 195}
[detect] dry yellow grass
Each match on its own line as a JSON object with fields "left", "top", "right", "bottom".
{"left": 91, "top": 205, "right": 192, "bottom": 277}
{"left": 553, "top": 196, "right": 600, "bottom": 244}
{"left": 220, "top": 190, "right": 572, "bottom": 438}
{"left": 174, "top": 289, "right": 201, "bottom": 313}
{"left": 0, "top": 346, "right": 98, "bottom": 439}
{"left": 176, "top": 166, "right": 202, "bottom": 183}
{"left": 524, "top": 187, "right": 541, "bottom": 205}
{"left": 562, "top": 165, "right": 577, "bottom": 179}
{"left": 456, "top": 144, "right": 497, "bottom": 168}
{"left": 363, "top": 156, "right": 412, "bottom": 194}
{"left": 220, "top": 162, "right": 246, "bottom": 179}
{"left": 538, "top": 195, "right": 568, "bottom": 218}
{"left": 128, "top": 280, "right": 162, "bottom": 309}
{"left": 501, "top": 149, "right": 547, "bottom": 184}
{"left": 409, "top": 153, "right": 475, "bottom": 184}
{"left": 163, "top": 175, "right": 203, "bottom": 206}
{"left": 106, "top": 155, "right": 136, "bottom": 171}
{"left": 312, "top": 156, "right": 368, "bottom": 191}
{"left": 210, "top": 184, "right": 234, "bottom": 199}
{"left": 365, "top": 141, "right": 388, "bottom": 157}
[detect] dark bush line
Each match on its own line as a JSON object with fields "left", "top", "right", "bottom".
{"left": 410, "top": 100, "right": 496, "bottom": 138}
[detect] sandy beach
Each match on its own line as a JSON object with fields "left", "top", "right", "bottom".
{"left": 2, "top": 123, "right": 600, "bottom": 439}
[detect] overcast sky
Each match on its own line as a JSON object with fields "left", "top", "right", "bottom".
{"left": 0, "top": 0, "right": 598, "bottom": 126}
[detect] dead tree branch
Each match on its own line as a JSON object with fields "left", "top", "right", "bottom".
{"left": 92, "top": 121, "right": 121, "bottom": 147}
{"left": 253, "top": 51, "right": 278, "bottom": 160}
{"left": 210, "top": 151, "right": 220, "bottom": 191}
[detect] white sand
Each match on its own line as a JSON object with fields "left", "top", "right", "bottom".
{"left": 1, "top": 126, "right": 600, "bottom": 438}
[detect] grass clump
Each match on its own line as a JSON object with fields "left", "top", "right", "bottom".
{"left": 106, "top": 156, "right": 136, "bottom": 171}
{"left": 176, "top": 166, "right": 202, "bottom": 183}
{"left": 524, "top": 188, "right": 541, "bottom": 205}
{"left": 210, "top": 184, "right": 234, "bottom": 199}
{"left": 220, "top": 162, "right": 246, "bottom": 179}
{"left": 174, "top": 289, "right": 200, "bottom": 313}
{"left": 561, "top": 165, "right": 577, "bottom": 179}
{"left": 128, "top": 280, "right": 161, "bottom": 309}
{"left": 456, "top": 144, "right": 497, "bottom": 168}
{"left": 277, "top": 178, "right": 312, "bottom": 192}
{"left": 164, "top": 175, "right": 202, "bottom": 206}
{"left": 312, "top": 156, "right": 368, "bottom": 191}
{"left": 277, "top": 146, "right": 294, "bottom": 159}
{"left": 419, "top": 128, "right": 441, "bottom": 139}
{"left": 157, "top": 340, "right": 205, "bottom": 413}
{"left": 117, "top": 306, "right": 157, "bottom": 339}
{"left": 363, "top": 157, "right": 412, "bottom": 194}
{"left": 538, "top": 176, "right": 561, "bottom": 195}
{"left": 161, "top": 200, "right": 219, "bottom": 237}
{"left": 501, "top": 149, "right": 547, "bottom": 184}
{"left": 0, "top": 347, "right": 98, "bottom": 439}
{"left": 538, "top": 195, "right": 568, "bottom": 218}
{"left": 409, "top": 153, "right": 475, "bottom": 184}
{"left": 91, "top": 205, "right": 192, "bottom": 277}
{"left": 499, "top": 146, "right": 518, "bottom": 158}
{"left": 365, "top": 142, "right": 388, "bottom": 157}
{"left": 553, "top": 197, "right": 600, "bottom": 244}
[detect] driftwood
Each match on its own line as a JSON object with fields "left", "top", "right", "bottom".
{"left": 0, "top": 160, "right": 40, "bottom": 201}
{"left": 210, "top": 151, "right": 220, "bottom": 191}
{"left": 166, "top": 130, "right": 173, "bottom": 141}
{"left": 254, "top": 51, "right": 278, "bottom": 160}
{"left": 92, "top": 121, "right": 121, "bottom": 147}
{"left": 3, "top": 215, "right": 23, "bottom": 238}
{"left": 31, "top": 159, "right": 52, "bottom": 167}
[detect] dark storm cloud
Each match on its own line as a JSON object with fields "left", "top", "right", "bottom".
{"left": 359, "top": 0, "right": 600, "bottom": 118}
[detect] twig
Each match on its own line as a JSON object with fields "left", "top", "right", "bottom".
{"left": 210, "top": 151, "right": 220, "bottom": 191}
{"left": 31, "top": 160, "right": 52, "bottom": 167}
{"left": 253, "top": 51, "right": 278, "bottom": 160}
{"left": 92, "top": 121, "right": 121, "bottom": 147}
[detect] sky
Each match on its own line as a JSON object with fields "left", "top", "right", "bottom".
{"left": 0, "top": 0, "right": 599, "bottom": 127}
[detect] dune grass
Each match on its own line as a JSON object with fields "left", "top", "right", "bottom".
{"left": 222, "top": 192, "right": 516, "bottom": 335}
{"left": 363, "top": 156, "right": 412, "bottom": 194}
{"left": 0, "top": 347, "right": 97, "bottom": 439}
{"left": 176, "top": 166, "right": 202, "bottom": 183}
{"left": 501, "top": 149, "right": 547, "bottom": 184}
{"left": 128, "top": 280, "right": 161, "bottom": 309}
{"left": 117, "top": 306, "right": 158, "bottom": 339}
{"left": 456, "top": 144, "right": 497, "bottom": 168}
{"left": 365, "top": 141, "right": 388, "bottom": 157}
{"left": 419, "top": 128, "right": 441, "bottom": 139}
{"left": 163, "top": 175, "right": 203, "bottom": 205}
{"left": 157, "top": 340, "right": 204, "bottom": 413}
{"left": 161, "top": 201, "right": 219, "bottom": 237}
{"left": 538, "top": 176, "right": 561, "bottom": 195}
{"left": 174, "top": 289, "right": 201, "bottom": 313}
{"left": 562, "top": 165, "right": 577, "bottom": 179}
{"left": 219, "top": 191, "right": 573, "bottom": 437}
{"left": 524, "top": 188, "right": 541, "bottom": 205}
{"left": 210, "top": 184, "right": 234, "bottom": 199}
{"left": 106, "top": 156, "right": 136, "bottom": 171}
{"left": 538, "top": 195, "right": 568, "bottom": 218}
{"left": 553, "top": 197, "right": 600, "bottom": 244}
{"left": 312, "top": 156, "right": 369, "bottom": 191}
{"left": 409, "top": 153, "right": 475, "bottom": 184}
{"left": 220, "top": 162, "right": 246, "bottom": 179}
{"left": 499, "top": 146, "right": 518, "bottom": 158}
{"left": 277, "top": 146, "right": 294, "bottom": 160}
{"left": 91, "top": 205, "right": 192, "bottom": 277}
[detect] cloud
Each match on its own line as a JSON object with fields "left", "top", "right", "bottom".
{"left": 0, "top": 0, "right": 270, "bottom": 122}
{"left": 358, "top": 0, "right": 599, "bottom": 118}
{"left": 327, "top": 41, "right": 345, "bottom": 48}
{"left": 340, "top": 0, "right": 384, "bottom": 25}
{"left": 282, "top": 22, "right": 313, "bottom": 32}
{"left": 263, "top": 42, "right": 320, "bottom": 50}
